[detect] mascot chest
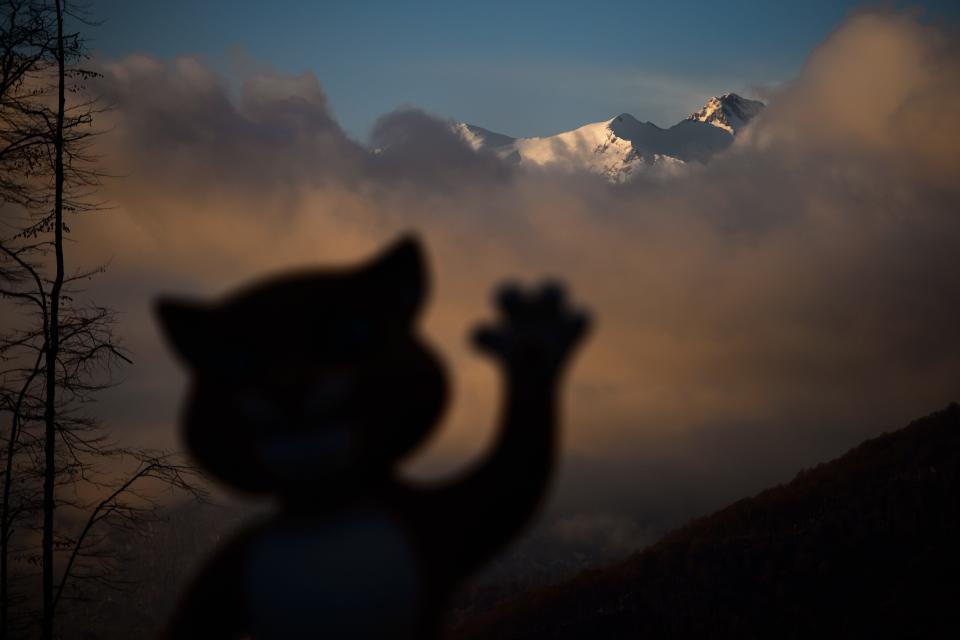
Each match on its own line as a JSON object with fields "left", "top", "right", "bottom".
{"left": 245, "top": 509, "right": 422, "bottom": 638}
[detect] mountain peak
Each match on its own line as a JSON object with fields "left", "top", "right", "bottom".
{"left": 452, "top": 91, "right": 764, "bottom": 182}
{"left": 686, "top": 92, "right": 765, "bottom": 134}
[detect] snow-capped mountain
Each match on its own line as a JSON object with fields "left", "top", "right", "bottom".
{"left": 455, "top": 93, "right": 764, "bottom": 182}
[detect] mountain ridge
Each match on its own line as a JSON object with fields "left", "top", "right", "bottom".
{"left": 455, "top": 93, "right": 765, "bottom": 181}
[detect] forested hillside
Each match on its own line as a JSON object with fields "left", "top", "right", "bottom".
{"left": 450, "top": 404, "right": 960, "bottom": 638}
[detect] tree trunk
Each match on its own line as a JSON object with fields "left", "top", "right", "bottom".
{"left": 1, "top": 351, "right": 44, "bottom": 640}
{"left": 41, "top": 1, "right": 66, "bottom": 638}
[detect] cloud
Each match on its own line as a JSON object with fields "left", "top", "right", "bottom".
{"left": 49, "top": 10, "right": 960, "bottom": 529}
{"left": 368, "top": 108, "right": 513, "bottom": 188}
{"left": 98, "top": 55, "right": 366, "bottom": 195}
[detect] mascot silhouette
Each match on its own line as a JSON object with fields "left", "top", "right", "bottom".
{"left": 157, "top": 236, "right": 589, "bottom": 639}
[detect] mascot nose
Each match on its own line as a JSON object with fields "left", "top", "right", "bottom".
{"left": 301, "top": 374, "right": 358, "bottom": 419}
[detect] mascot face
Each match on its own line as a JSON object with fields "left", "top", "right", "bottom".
{"left": 157, "top": 238, "right": 448, "bottom": 494}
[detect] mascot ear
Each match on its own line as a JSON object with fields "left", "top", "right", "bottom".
{"left": 361, "top": 235, "right": 427, "bottom": 320}
{"left": 155, "top": 298, "right": 216, "bottom": 367}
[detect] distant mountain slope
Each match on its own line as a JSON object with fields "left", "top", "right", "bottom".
{"left": 455, "top": 93, "right": 764, "bottom": 181}
{"left": 449, "top": 403, "right": 960, "bottom": 639}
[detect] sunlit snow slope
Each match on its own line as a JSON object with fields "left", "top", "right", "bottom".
{"left": 456, "top": 93, "right": 764, "bottom": 181}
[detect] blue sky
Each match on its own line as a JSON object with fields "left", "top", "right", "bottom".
{"left": 86, "top": 1, "right": 959, "bottom": 141}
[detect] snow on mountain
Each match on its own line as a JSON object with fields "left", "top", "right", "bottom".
{"left": 453, "top": 122, "right": 517, "bottom": 153}
{"left": 455, "top": 93, "right": 764, "bottom": 182}
{"left": 685, "top": 93, "right": 765, "bottom": 134}
{"left": 511, "top": 118, "right": 639, "bottom": 181}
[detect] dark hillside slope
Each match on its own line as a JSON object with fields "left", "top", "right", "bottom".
{"left": 452, "top": 404, "right": 960, "bottom": 639}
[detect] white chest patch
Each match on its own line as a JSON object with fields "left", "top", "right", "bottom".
{"left": 245, "top": 509, "right": 421, "bottom": 638}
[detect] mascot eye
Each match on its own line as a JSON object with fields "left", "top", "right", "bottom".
{"left": 235, "top": 393, "right": 280, "bottom": 426}
{"left": 212, "top": 351, "right": 258, "bottom": 380}
{"left": 329, "top": 319, "right": 374, "bottom": 355}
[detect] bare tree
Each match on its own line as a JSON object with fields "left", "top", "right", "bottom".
{"left": 0, "top": 4, "right": 55, "bottom": 635}
{"left": 0, "top": 2, "right": 204, "bottom": 639}
{"left": 0, "top": 0, "right": 51, "bottom": 210}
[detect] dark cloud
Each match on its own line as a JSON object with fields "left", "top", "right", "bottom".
{"left": 97, "top": 56, "right": 366, "bottom": 194}
{"left": 368, "top": 108, "right": 513, "bottom": 188}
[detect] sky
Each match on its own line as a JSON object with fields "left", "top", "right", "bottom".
{"left": 85, "top": 0, "right": 960, "bottom": 140}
